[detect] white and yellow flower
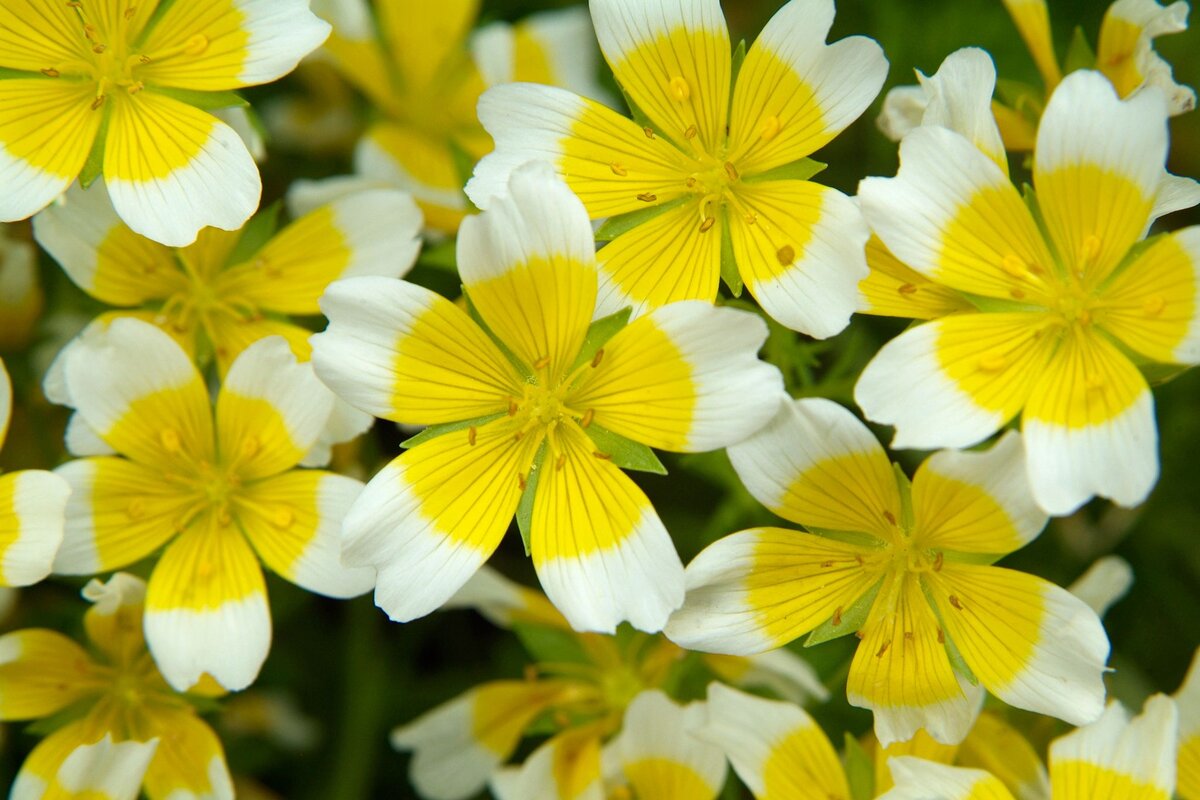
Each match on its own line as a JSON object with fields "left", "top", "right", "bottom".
{"left": 0, "top": 0, "right": 330, "bottom": 245}
{"left": 1, "top": 573, "right": 234, "bottom": 800}
{"left": 879, "top": 694, "right": 1179, "bottom": 800}
{"left": 311, "top": 162, "right": 783, "bottom": 633}
{"left": 855, "top": 69, "right": 1200, "bottom": 514}
{"left": 51, "top": 320, "right": 374, "bottom": 691}
{"left": 468, "top": 0, "right": 886, "bottom": 336}
{"left": 0, "top": 357, "right": 69, "bottom": 588}
{"left": 666, "top": 397, "right": 1109, "bottom": 745}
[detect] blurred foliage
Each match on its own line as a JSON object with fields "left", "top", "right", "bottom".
{"left": 2, "top": 1, "right": 1198, "bottom": 797}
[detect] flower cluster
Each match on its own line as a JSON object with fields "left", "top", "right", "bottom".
{"left": 0, "top": 0, "right": 1198, "bottom": 798}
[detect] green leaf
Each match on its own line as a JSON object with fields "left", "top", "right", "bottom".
{"left": 584, "top": 423, "right": 667, "bottom": 475}
{"left": 1064, "top": 25, "right": 1096, "bottom": 75}
{"left": 152, "top": 87, "right": 248, "bottom": 111}
{"left": 595, "top": 196, "right": 689, "bottom": 242}
{"left": 25, "top": 698, "right": 94, "bottom": 737}
{"left": 512, "top": 620, "right": 590, "bottom": 665}
{"left": 516, "top": 441, "right": 549, "bottom": 555}
{"left": 79, "top": 106, "right": 112, "bottom": 189}
{"left": 804, "top": 578, "right": 882, "bottom": 646}
{"left": 568, "top": 306, "right": 631, "bottom": 373}
{"left": 399, "top": 412, "right": 507, "bottom": 449}
{"left": 743, "top": 157, "right": 827, "bottom": 184}
{"left": 463, "top": 289, "right": 535, "bottom": 381}
{"left": 719, "top": 204, "right": 742, "bottom": 296}
{"left": 893, "top": 462, "right": 914, "bottom": 531}
{"left": 843, "top": 733, "right": 876, "bottom": 800}
{"left": 225, "top": 200, "right": 283, "bottom": 268}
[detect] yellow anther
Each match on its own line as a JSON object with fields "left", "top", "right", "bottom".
{"left": 683, "top": 124, "right": 697, "bottom": 140}
{"left": 1000, "top": 254, "right": 1027, "bottom": 278}
{"left": 776, "top": 244, "right": 795, "bottom": 265}
{"left": 1078, "top": 309, "right": 1092, "bottom": 326}
{"left": 1010, "top": 288, "right": 1026, "bottom": 300}
{"left": 468, "top": 426, "right": 477, "bottom": 446}
{"left": 882, "top": 509, "right": 897, "bottom": 525}
{"left": 699, "top": 216, "right": 716, "bottom": 233}
{"left": 685, "top": 176, "right": 697, "bottom": 188}
{"left": 610, "top": 787, "right": 633, "bottom": 800}
{"left": 507, "top": 399, "right": 518, "bottom": 416}
{"left": 1143, "top": 295, "right": 1166, "bottom": 316}
{"left": 518, "top": 473, "right": 528, "bottom": 491}
{"left": 668, "top": 76, "right": 690, "bottom": 101}
{"left": 580, "top": 409, "right": 595, "bottom": 428}
{"left": 609, "top": 162, "right": 627, "bottom": 177}
{"left": 591, "top": 348, "right": 605, "bottom": 368}
{"left": 83, "top": 24, "right": 97, "bottom": 40}
{"left": 636, "top": 192, "right": 657, "bottom": 203}
{"left": 642, "top": 126, "right": 655, "bottom": 139}
{"left": 592, "top": 451, "right": 612, "bottom": 461}
{"left": 937, "top": 627, "right": 945, "bottom": 643}
{"left": 876, "top": 640, "right": 891, "bottom": 658}
{"left": 90, "top": 94, "right": 106, "bottom": 110}
{"left": 1081, "top": 234, "right": 1102, "bottom": 262}
{"left": 184, "top": 34, "right": 209, "bottom": 55}
{"left": 241, "top": 436, "right": 260, "bottom": 460}
{"left": 92, "top": 43, "right": 106, "bottom": 54}
{"left": 723, "top": 161, "right": 739, "bottom": 182}
{"left": 198, "top": 560, "right": 214, "bottom": 578}
{"left": 126, "top": 498, "right": 146, "bottom": 520}
{"left": 743, "top": 212, "right": 757, "bottom": 225}
{"left": 273, "top": 507, "right": 293, "bottom": 528}
{"left": 124, "top": 4, "right": 137, "bottom": 19}
{"left": 898, "top": 283, "right": 918, "bottom": 295}
{"left": 979, "top": 353, "right": 1007, "bottom": 372}
{"left": 949, "top": 594, "right": 964, "bottom": 610}
{"left": 832, "top": 606, "right": 843, "bottom": 626}
{"left": 138, "top": 54, "right": 151, "bottom": 64}
{"left": 217, "top": 508, "right": 232, "bottom": 527}
{"left": 533, "top": 355, "right": 551, "bottom": 369}
{"left": 67, "top": 1, "right": 82, "bottom": 7}
{"left": 127, "top": 81, "right": 144, "bottom": 95}
{"left": 820, "top": 560, "right": 834, "bottom": 568}
{"left": 759, "top": 115, "right": 781, "bottom": 141}
{"left": 933, "top": 551, "right": 944, "bottom": 572}
{"left": 160, "top": 429, "right": 182, "bottom": 452}
{"left": 555, "top": 453, "right": 567, "bottom": 471}
{"left": 1085, "top": 373, "right": 1105, "bottom": 391}
{"left": 41, "top": 68, "right": 60, "bottom": 77}
{"left": 904, "top": 631, "right": 915, "bottom": 642}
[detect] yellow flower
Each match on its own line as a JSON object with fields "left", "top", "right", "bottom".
{"left": 0, "top": 0, "right": 329, "bottom": 245}
{"left": 0, "top": 573, "right": 234, "bottom": 799}
{"left": 856, "top": 69, "right": 1200, "bottom": 514}
{"left": 0, "top": 357, "right": 68, "bottom": 587}
{"left": 880, "top": 695, "right": 1179, "bottom": 800}
{"left": 311, "top": 0, "right": 608, "bottom": 234}
{"left": 468, "top": 0, "right": 887, "bottom": 336}
{"left": 52, "top": 321, "right": 374, "bottom": 691}
{"left": 666, "top": 397, "right": 1109, "bottom": 746}
{"left": 311, "top": 162, "right": 784, "bottom": 633}
{"left": 34, "top": 180, "right": 422, "bottom": 377}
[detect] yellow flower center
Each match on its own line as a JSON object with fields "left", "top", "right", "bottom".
{"left": 155, "top": 253, "right": 262, "bottom": 363}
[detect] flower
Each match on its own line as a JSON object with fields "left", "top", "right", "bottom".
{"left": 879, "top": 694, "right": 1179, "bottom": 800}
{"left": 311, "top": 161, "right": 784, "bottom": 633}
{"left": 467, "top": 0, "right": 887, "bottom": 336}
{"left": 0, "top": 0, "right": 330, "bottom": 245}
{"left": 489, "top": 690, "right": 726, "bottom": 800}
{"left": 52, "top": 321, "right": 374, "bottom": 691}
{"left": 1176, "top": 648, "right": 1200, "bottom": 800}
{"left": 665, "top": 397, "right": 1109, "bottom": 746}
{"left": 855, "top": 69, "right": 1200, "bottom": 514}
{"left": 0, "top": 357, "right": 68, "bottom": 587}
{"left": 34, "top": 180, "right": 422, "bottom": 378}
{"left": 310, "top": 0, "right": 609, "bottom": 234}
{"left": 0, "top": 573, "right": 234, "bottom": 799}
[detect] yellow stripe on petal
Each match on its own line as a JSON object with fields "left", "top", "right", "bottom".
{"left": 957, "top": 712, "right": 1051, "bottom": 800}
{"left": 473, "top": 681, "right": 569, "bottom": 758}
{"left": 0, "top": 0, "right": 92, "bottom": 73}
{"left": 235, "top": 470, "right": 374, "bottom": 598}
{"left": 205, "top": 315, "right": 314, "bottom": 379}
{"left": 1051, "top": 763, "right": 1169, "bottom": 800}
{"left": 860, "top": 235, "right": 974, "bottom": 320}
{"left": 0, "top": 78, "right": 103, "bottom": 221}
{"left": 1181, "top": 733, "right": 1200, "bottom": 800}
{"left": 0, "top": 629, "right": 101, "bottom": 720}
{"left": 145, "top": 520, "right": 270, "bottom": 692}
{"left": 377, "top": 0, "right": 478, "bottom": 94}
{"left": 105, "top": 93, "right": 214, "bottom": 183}
{"left": 142, "top": 707, "right": 234, "bottom": 800}
{"left": 1099, "top": 226, "right": 1200, "bottom": 365}
{"left": 314, "top": 277, "right": 522, "bottom": 425}
{"left": 623, "top": 759, "right": 714, "bottom": 800}
{"left": 929, "top": 564, "right": 1108, "bottom": 727}
{"left": 848, "top": 573, "right": 974, "bottom": 746}
{"left": 531, "top": 422, "right": 684, "bottom": 633}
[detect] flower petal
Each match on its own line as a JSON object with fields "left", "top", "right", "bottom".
{"left": 1174, "top": 648, "right": 1200, "bottom": 800}
{"left": 104, "top": 93, "right": 259, "bottom": 246}
{"left": 313, "top": 276, "right": 522, "bottom": 425}
{"left": 569, "top": 301, "right": 782, "bottom": 452}
{"left": 0, "top": 469, "right": 68, "bottom": 587}
{"left": 354, "top": 124, "right": 469, "bottom": 235}
{"left": 145, "top": 521, "right": 271, "bottom": 692}
{"left": 728, "top": 0, "right": 887, "bottom": 175}
{"left": 880, "top": 756, "right": 1016, "bottom": 800}
{"left": 859, "top": 235, "right": 974, "bottom": 320}
{"left": 665, "top": 527, "right": 879, "bottom": 654}
{"left": 0, "top": 629, "right": 99, "bottom": 720}
{"left": 0, "top": 0, "right": 91, "bottom": 72}
{"left": 50, "top": 734, "right": 158, "bottom": 800}
{"left": 928, "top": 564, "right": 1109, "bottom": 728}
{"left": 608, "top": 690, "right": 725, "bottom": 800}
{"left": 1098, "top": 0, "right": 1196, "bottom": 114}
{"left": 489, "top": 727, "right": 604, "bottom": 800}
{"left": 142, "top": 707, "right": 235, "bottom": 800}
{"left": 376, "top": 0, "right": 477, "bottom": 95}
{"left": 531, "top": 422, "right": 683, "bottom": 633}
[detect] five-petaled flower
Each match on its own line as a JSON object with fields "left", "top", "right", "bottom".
{"left": 311, "top": 161, "right": 784, "bottom": 634}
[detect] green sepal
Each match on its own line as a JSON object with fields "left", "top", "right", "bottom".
{"left": 0, "top": 67, "right": 41, "bottom": 80}
{"left": 152, "top": 87, "right": 248, "bottom": 111}
{"left": 730, "top": 39, "right": 747, "bottom": 92}
{"left": 1139, "top": 360, "right": 1194, "bottom": 387}
{"left": 995, "top": 78, "right": 1044, "bottom": 116}
{"left": 743, "top": 157, "right": 827, "bottom": 184}
{"left": 843, "top": 733, "right": 876, "bottom": 800}
{"left": 719, "top": 204, "right": 742, "bottom": 296}
{"left": 803, "top": 526, "right": 885, "bottom": 550}
{"left": 463, "top": 288, "right": 535, "bottom": 381}
{"left": 893, "top": 462, "right": 914, "bottom": 532}
{"left": 25, "top": 697, "right": 94, "bottom": 737}
{"left": 447, "top": 138, "right": 480, "bottom": 214}
{"left": 1063, "top": 25, "right": 1097, "bottom": 75}
{"left": 921, "top": 578, "right": 980, "bottom": 686}
{"left": 595, "top": 196, "right": 689, "bottom": 242}
{"left": 79, "top": 106, "right": 113, "bottom": 189}
{"left": 516, "top": 440, "right": 549, "bottom": 555}
{"left": 957, "top": 290, "right": 1042, "bottom": 314}
{"left": 399, "top": 412, "right": 507, "bottom": 449}
{"left": 584, "top": 423, "right": 667, "bottom": 475}
{"left": 804, "top": 578, "right": 882, "bottom": 647}
{"left": 225, "top": 200, "right": 283, "bottom": 268}
{"left": 512, "top": 620, "right": 590, "bottom": 666}
{"left": 940, "top": 549, "right": 1006, "bottom": 567}
{"left": 618, "top": 85, "right": 659, "bottom": 136}
{"left": 568, "top": 306, "right": 631, "bottom": 374}
{"left": 1097, "top": 231, "right": 1167, "bottom": 290}
{"left": 134, "top": 0, "right": 182, "bottom": 47}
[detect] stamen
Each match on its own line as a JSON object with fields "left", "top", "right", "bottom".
{"left": 882, "top": 509, "right": 897, "bottom": 525}
{"left": 1010, "top": 288, "right": 1026, "bottom": 299}
{"left": 759, "top": 115, "right": 781, "bottom": 141}
{"left": 468, "top": 426, "right": 477, "bottom": 446}
{"left": 854, "top": 554, "right": 864, "bottom": 566}
{"left": 591, "top": 348, "right": 605, "bottom": 368}
{"left": 698, "top": 216, "right": 715, "bottom": 233}
{"left": 160, "top": 429, "right": 182, "bottom": 453}
{"left": 241, "top": 436, "right": 260, "bottom": 460}
{"left": 592, "top": 451, "right": 612, "bottom": 461}
{"left": 1143, "top": 296, "right": 1166, "bottom": 316}
{"left": 854, "top": 630, "right": 865, "bottom": 639}
{"left": 636, "top": 192, "right": 657, "bottom": 203}
{"left": 609, "top": 162, "right": 627, "bottom": 177}
{"left": 832, "top": 606, "right": 843, "bottom": 626}
{"left": 1000, "top": 254, "right": 1027, "bottom": 279}
{"left": 776, "top": 244, "right": 794, "bottom": 265}
{"left": 876, "top": 640, "right": 891, "bottom": 658}
{"left": 555, "top": 453, "right": 567, "bottom": 471}
{"left": 978, "top": 352, "right": 1007, "bottom": 372}
{"left": 533, "top": 355, "right": 551, "bottom": 370}
{"left": 683, "top": 124, "right": 697, "bottom": 140}
{"left": 507, "top": 399, "right": 518, "bottom": 416}
{"left": 743, "top": 212, "right": 757, "bottom": 225}
{"left": 948, "top": 595, "right": 964, "bottom": 610}
{"left": 723, "top": 161, "right": 738, "bottom": 182}
{"left": 668, "top": 76, "right": 690, "bottom": 101}
{"left": 183, "top": 34, "right": 209, "bottom": 55}
{"left": 820, "top": 560, "right": 834, "bottom": 568}
{"left": 92, "top": 43, "right": 106, "bottom": 54}
{"left": 1081, "top": 234, "right": 1101, "bottom": 263}
{"left": 937, "top": 627, "right": 945, "bottom": 644}
{"left": 643, "top": 126, "right": 655, "bottom": 139}
{"left": 580, "top": 409, "right": 595, "bottom": 428}
{"left": 41, "top": 68, "right": 60, "bottom": 77}
{"left": 273, "top": 507, "right": 293, "bottom": 528}
{"left": 685, "top": 176, "right": 697, "bottom": 188}
{"left": 126, "top": 81, "right": 144, "bottom": 94}
{"left": 518, "top": 473, "right": 528, "bottom": 491}
{"left": 1085, "top": 373, "right": 1105, "bottom": 392}
{"left": 125, "top": 4, "right": 137, "bottom": 18}
{"left": 904, "top": 631, "right": 914, "bottom": 642}
{"left": 217, "top": 508, "right": 232, "bottom": 527}
{"left": 898, "top": 283, "right": 918, "bottom": 295}
{"left": 933, "top": 551, "right": 944, "bottom": 572}
{"left": 126, "top": 498, "right": 146, "bottom": 519}
{"left": 91, "top": 94, "right": 107, "bottom": 110}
